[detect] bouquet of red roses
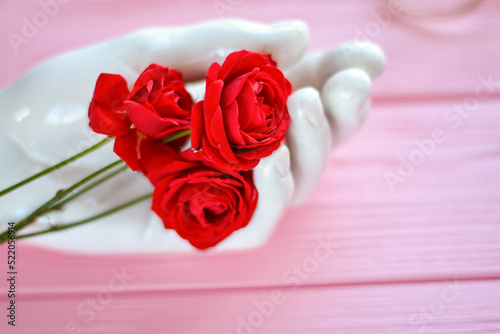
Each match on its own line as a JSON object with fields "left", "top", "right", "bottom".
{"left": 0, "top": 50, "right": 292, "bottom": 250}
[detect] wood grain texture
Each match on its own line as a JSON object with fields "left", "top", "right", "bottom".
{"left": 7, "top": 279, "right": 500, "bottom": 333}
{"left": 1, "top": 0, "right": 499, "bottom": 333}
{"left": 5, "top": 99, "right": 500, "bottom": 292}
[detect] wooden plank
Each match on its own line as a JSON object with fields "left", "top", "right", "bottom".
{"left": 1, "top": 0, "right": 499, "bottom": 99}
{"left": 1, "top": 278, "right": 498, "bottom": 333}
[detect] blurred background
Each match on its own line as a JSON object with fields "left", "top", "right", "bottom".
{"left": 1, "top": 0, "right": 499, "bottom": 333}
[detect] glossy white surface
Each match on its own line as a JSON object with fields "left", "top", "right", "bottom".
{"left": 0, "top": 20, "right": 384, "bottom": 253}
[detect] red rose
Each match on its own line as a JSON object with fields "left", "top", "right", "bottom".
{"left": 151, "top": 150, "right": 258, "bottom": 249}
{"left": 125, "top": 64, "right": 193, "bottom": 140}
{"left": 88, "top": 73, "right": 131, "bottom": 137}
{"left": 191, "top": 50, "right": 292, "bottom": 171}
{"left": 113, "top": 129, "right": 176, "bottom": 178}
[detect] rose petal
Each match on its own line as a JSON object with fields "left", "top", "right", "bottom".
{"left": 113, "top": 131, "right": 142, "bottom": 171}
{"left": 190, "top": 101, "right": 205, "bottom": 150}
{"left": 220, "top": 72, "right": 250, "bottom": 108}
{"left": 125, "top": 101, "right": 186, "bottom": 139}
{"left": 223, "top": 101, "right": 245, "bottom": 146}
{"left": 217, "top": 50, "right": 245, "bottom": 81}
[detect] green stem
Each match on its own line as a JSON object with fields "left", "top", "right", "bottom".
{"left": 45, "top": 165, "right": 128, "bottom": 213}
{"left": 0, "top": 159, "right": 124, "bottom": 243}
{"left": 0, "top": 137, "right": 113, "bottom": 198}
{"left": 162, "top": 129, "right": 191, "bottom": 143}
{"left": 16, "top": 193, "right": 152, "bottom": 240}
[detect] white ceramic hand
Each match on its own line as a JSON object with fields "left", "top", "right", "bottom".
{"left": 284, "top": 41, "right": 385, "bottom": 205}
{"left": 0, "top": 20, "right": 384, "bottom": 253}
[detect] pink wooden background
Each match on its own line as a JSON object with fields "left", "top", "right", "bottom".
{"left": 1, "top": 0, "right": 500, "bottom": 333}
